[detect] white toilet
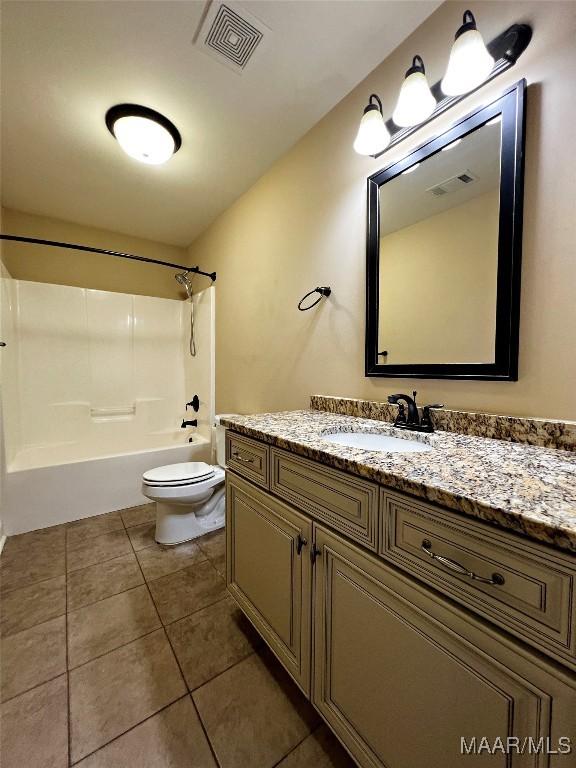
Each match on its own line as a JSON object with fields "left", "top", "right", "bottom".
{"left": 141, "top": 420, "right": 229, "bottom": 545}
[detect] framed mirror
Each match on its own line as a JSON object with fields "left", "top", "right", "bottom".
{"left": 365, "top": 79, "right": 526, "bottom": 380}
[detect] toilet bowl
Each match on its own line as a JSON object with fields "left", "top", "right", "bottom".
{"left": 142, "top": 461, "right": 226, "bottom": 545}
{"left": 141, "top": 415, "right": 235, "bottom": 546}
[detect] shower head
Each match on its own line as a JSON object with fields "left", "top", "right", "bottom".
{"left": 175, "top": 270, "right": 194, "bottom": 298}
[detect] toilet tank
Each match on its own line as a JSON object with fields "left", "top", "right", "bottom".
{"left": 214, "top": 414, "right": 239, "bottom": 467}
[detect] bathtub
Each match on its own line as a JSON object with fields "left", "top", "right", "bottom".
{"left": 3, "top": 432, "right": 212, "bottom": 535}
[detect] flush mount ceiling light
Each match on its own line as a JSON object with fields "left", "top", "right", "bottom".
{"left": 105, "top": 104, "right": 182, "bottom": 165}
{"left": 441, "top": 10, "right": 495, "bottom": 96}
{"left": 392, "top": 56, "right": 436, "bottom": 128}
{"left": 353, "top": 10, "right": 531, "bottom": 159}
{"left": 353, "top": 94, "right": 390, "bottom": 156}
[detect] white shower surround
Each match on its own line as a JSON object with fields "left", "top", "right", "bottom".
{"left": 1, "top": 279, "right": 215, "bottom": 534}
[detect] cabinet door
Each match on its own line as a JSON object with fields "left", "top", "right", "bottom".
{"left": 313, "top": 524, "right": 576, "bottom": 768}
{"left": 226, "top": 471, "right": 312, "bottom": 695}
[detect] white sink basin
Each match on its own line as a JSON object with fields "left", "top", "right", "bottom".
{"left": 322, "top": 432, "right": 432, "bottom": 453}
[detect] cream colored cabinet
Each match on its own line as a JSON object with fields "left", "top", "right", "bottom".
{"left": 313, "top": 524, "right": 576, "bottom": 768}
{"left": 226, "top": 472, "right": 312, "bottom": 695}
{"left": 225, "top": 432, "right": 576, "bottom": 768}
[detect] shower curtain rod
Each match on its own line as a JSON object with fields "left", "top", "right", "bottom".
{"left": 0, "top": 234, "right": 217, "bottom": 282}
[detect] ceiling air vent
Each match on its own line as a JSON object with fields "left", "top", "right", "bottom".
{"left": 197, "top": 3, "right": 268, "bottom": 73}
{"left": 426, "top": 169, "right": 478, "bottom": 197}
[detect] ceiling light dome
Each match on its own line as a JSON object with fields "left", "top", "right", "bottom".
{"left": 441, "top": 10, "right": 495, "bottom": 97}
{"left": 353, "top": 94, "right": 390, "bottom": 156}
{"left": 105, "top": 104, "right": 182, "bottom": 165}
{"left": 392, "top": 55, "right": 436, "bottom": 128}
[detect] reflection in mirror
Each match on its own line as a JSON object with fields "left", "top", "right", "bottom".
{"left": 378, "top": 117, "right": 501, "bottom": 365}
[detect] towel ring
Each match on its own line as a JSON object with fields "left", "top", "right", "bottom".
{"left": 298, "top": 286, "right": 331, "bottom": 311}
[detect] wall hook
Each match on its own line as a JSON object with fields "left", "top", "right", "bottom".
{"left": 297, "top": 286, "right": 331, "bottom": 311}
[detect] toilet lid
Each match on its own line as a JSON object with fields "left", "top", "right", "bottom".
{"left": 143, "top": 462, "right": 215, "bottom": 485}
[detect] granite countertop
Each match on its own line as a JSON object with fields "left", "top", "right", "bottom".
{"left": 221, "top": 410, "right": 576, "bottom": 554}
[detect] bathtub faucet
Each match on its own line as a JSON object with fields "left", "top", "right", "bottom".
{"left": 181, "top": 419, "right": 197, "bottom": 428}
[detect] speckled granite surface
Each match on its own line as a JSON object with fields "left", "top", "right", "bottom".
{"left": 311, "top": 395, "right": 576, "bottom": 451}
{"left": 221, "top": 409, "right": 576, "bottom": 554}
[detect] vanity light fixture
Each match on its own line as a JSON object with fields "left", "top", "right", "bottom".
{"left": 105, "top": 104, "right": 182, "bottom": 165}
{"left": 392, "top": 56, "right": 436, "bottom": 128}
{"left": 353, "top": 12, "right": 531, "bottom": 159}
{"left": 441, "top": 11, "right": 495, "bottom": 97}
{"left": 353, "top": 94, "right": 390, "bottom": 156}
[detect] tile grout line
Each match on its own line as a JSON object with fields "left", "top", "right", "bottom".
{"left": 67, "top": 515, "right": 177, "bottom": 764}
{"left": 67, "top": 581, "right": 148, "bottom": 619}
{"left": 67, "top": 578, "right": 145, "bottom": 614}
{"left": 67, "top": 551, "right": 132, "bottom": 575}
{"left": 0, "top": 669, "right": 69, "bottom": 706}
{"left": 161, "top": 594, "right": 229, "bottom": 629}
{"left": 129, "top": 525, "right": 223, "bottom": 768}
{"left": 2, "top": 515, "right": 228, "bottom": 764}
{"left": 68, "top": 694, "right": 191, "bottom": 766}
{"left": 66, "top": 510, "right": 147, "bottom": 765}
{"left": 189, "top": 650, "right": 257, "bottom": 695}
{"left": 161, "top": 615, "right": 224, "bottom": 768}
{"left": 0, "top": 569, "right": 67, "bottom": 597}
{"left": 189, "top": 692, "right": 223, "bottom": 768}
{"left": 270, "top": 726, "right": 322, "bottom": 768}
{"left": 65, "top": 561, "right": 227, "bottom": 673}
{"left": 67, "top": 626, "right": 164, "bottom": 674}
{"left": 0, "top": 599, "right": 67, "bottom": 641}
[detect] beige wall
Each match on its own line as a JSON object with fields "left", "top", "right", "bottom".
{"left": 188, "top": 1, "right": 576, "bottom": 421}
{"left": 1, "top": 208, "right": 188, "bottom": 299}
{"left": 379, "top": 189, "right": 499, "bottom": 365}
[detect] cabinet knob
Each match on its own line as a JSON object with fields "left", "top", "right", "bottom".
{"left": 296, "top": 534, "right": 307, "bottom": 555}
{"left": 310, "top": 545, "right": 321, "bottom": 564}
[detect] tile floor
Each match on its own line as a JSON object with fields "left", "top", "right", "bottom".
{"left": 0, "top": 504, "right": 356, "bottom": 767}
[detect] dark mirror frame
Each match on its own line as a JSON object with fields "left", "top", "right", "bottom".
{"left": 365, "top": 79, "right": 526, "bottom": 381}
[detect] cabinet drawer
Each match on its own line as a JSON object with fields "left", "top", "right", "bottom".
{"left": 226, "top": 432, "right": 270, "bottom": 489}
{"left": 270, "top": 448, "right": 378, "bottom": 551}
{"left": 380, "top": 489, "right": 576, "bottom": 669}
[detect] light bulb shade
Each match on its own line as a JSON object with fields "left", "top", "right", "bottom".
{"left": 392, "top": 57, "right": 436, "bottom": 128}
{"left": 106, "top": 104, "right": 182, "bottom": 165}
{"left": 353, "top": 98, "right": 390, "bottom": 156}
{"left": 441, "top": 12, "right": 495, "bottom": 96}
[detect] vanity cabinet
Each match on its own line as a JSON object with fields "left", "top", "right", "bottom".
{"left": 225, "top": 432, "right": 576, "bottom": 768}
{"left": 226, "top": 472, "right": 312, "bottom": 695}
{"left": 313, "top": 524, "right": 575, "bottom": 768}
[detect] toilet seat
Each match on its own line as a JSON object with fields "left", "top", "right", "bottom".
{"left": 142, "top": 465, "right": 225, "bottom": 504}
{"left": 143, "top": 462, "right": 215, "bottom": 487}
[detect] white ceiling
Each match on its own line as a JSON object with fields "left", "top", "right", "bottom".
{"left": 1, "top": 0, "right": 440, "bottom": 246}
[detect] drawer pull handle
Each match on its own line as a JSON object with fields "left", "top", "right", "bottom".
{"left": 296, "top": 534, "right": 308, "bottom": 555}
{"left": 232, "top": 451, "right": 256, "bottom": 465}
{"left": 421, "top": 540, "right": 505, "bottom": 586}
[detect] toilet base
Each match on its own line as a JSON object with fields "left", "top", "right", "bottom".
{"left": 155, "top": 485, "right": 225, "bottom": 545}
